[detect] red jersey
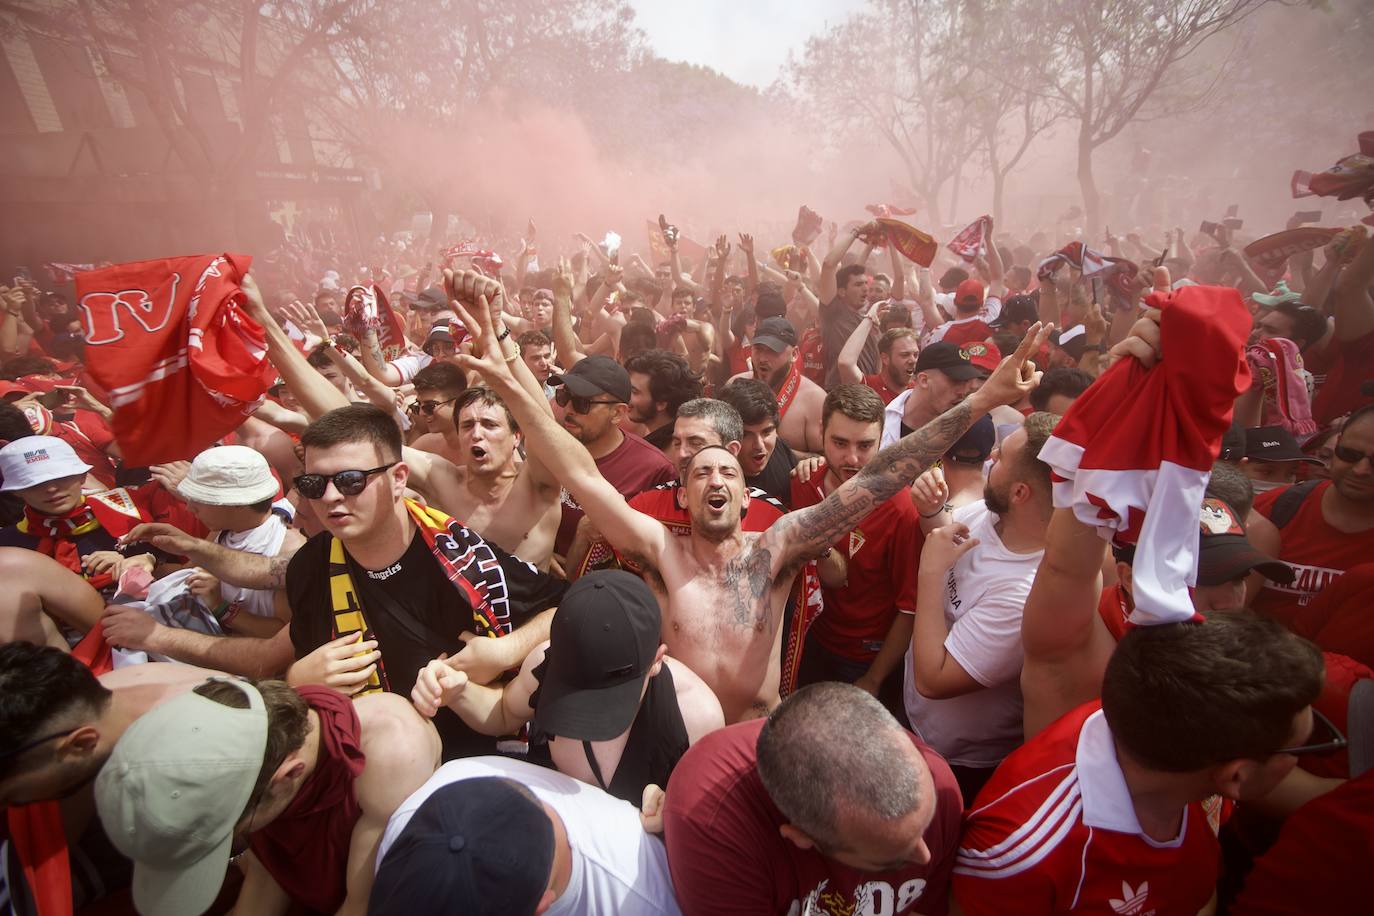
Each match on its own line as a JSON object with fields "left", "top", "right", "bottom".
{"left": 929, "top": 317, "right": 992, "bottom": 348}
{"left": 54, "top": 410, "right": 118, "bottom": 487}
{"left": 955, "top": 703, "right": 1223, "bottom": 916}
{"left": 1251, "top": 480, "right": 1374, "bottom": 631}
{"left": 1229, "top": 769, "right": 1374, "bottom": 915}
{"left": 1311, "top": 329, "right": 1374, "bottom": 424}
{"left": 790, "top": 464, "right": 923, "bottom": 662}
{"left": 556, "top": 430, "right": 676, "bottom": 554}
{"left": 1291, "top": 562, "right": 1374, "bottom": 668}
{"left": 863, "top": 372, "right": 904, "bottom": 405}
{"left": 664, "top": 718, "right": 962, "bottom": 916}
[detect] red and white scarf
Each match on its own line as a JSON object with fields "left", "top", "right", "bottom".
{"left": 946, "top": 215, "right": 991, "bottom": 263}
{"left": 774, "top": 356, "right": 804, "bottom": 421}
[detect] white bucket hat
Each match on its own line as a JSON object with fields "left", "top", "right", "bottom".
{"left": 0, "top": 435, "right": 92, "bottom": 491}
{"left": 177, "top": 445, "right": 278, "bottom": 506}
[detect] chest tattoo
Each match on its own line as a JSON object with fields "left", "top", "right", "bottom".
{"left": 721, "top": 547, "right": 773, "bottom": 629}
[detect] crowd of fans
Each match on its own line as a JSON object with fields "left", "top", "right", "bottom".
{"left": 0, "top": 199, "right": 1370, "bottom": 916}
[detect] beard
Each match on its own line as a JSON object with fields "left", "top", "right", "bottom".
{"left": 766, "top": 360, "right": 792, "bottom": 391}
{"left": 983, "top": 478, "right": 1012, "bottom": 517}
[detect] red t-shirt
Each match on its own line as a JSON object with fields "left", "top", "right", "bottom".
{"left": 863, "top": 373, "right": 904, "bottom": 405}
{"left": 1229, "top": 770, "right": 1374, "bottom": 915}
{"left": 1311, "top": 329, "right": 1374, "bottom": 424}
{"left": 55, "top": 411, "right": 118, "bottom": 487}
{"left": 555, "top": 430, "right": 676, "bottom": 554}
{"left": 929, "top": 317, "right": 991, "bottom": 348}
{"left": 663, "top": 718, "right": 962, "bottom": 916}
{"left": 1290, "top": 562, "right": 1374, "bottom": 669}
{"left": 1251, "top": 480, "right": 1374, "bottom": 631}
{"left": 955, "top": 702, "right": 1223, "bottom": 916}
{"left": 1096, "top": 583, "right": 1131, "bottom": 642}
{"left": 790, "top": 465, "right": 923, "bottom": 662}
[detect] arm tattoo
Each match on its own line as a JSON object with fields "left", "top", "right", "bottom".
{"left": 774, "top": 401, "right": 975, "bottom": 562}
{"left": 266, "top": 554, "right": 291, "bottom": 590}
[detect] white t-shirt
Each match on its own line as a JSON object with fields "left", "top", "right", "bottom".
{"left": 904, "top": 500, "right": 1042, "bottom": 768}
{"left": 389, "top": 351, "right": 433, "bottom": 384}
{"left": 376, "top": 757, "right": 681, "bottom": 916}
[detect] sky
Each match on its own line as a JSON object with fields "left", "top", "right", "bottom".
{"left": 627, "top": 0, "right": 868, "bottom": 88}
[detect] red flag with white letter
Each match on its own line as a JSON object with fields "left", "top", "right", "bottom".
{"left": 76, "top": 254, "right": 274, "bottom": 465}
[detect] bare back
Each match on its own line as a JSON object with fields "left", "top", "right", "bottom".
{"left": 776, "top": 376, "right": 825, "bottom": 453}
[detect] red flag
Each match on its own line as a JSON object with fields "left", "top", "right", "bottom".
{"left": 77, "top": 254, "right": 274, "bottom": 466}
{"left": 1038, "top": 285, "right": 1252, "bottom": 626}
{"left": 946, "top": 215, "right": 991, "bottom": 263}
{"left": 791, "top": 206, "right": 824, "bottom": 246}
{"left": 876, "top": 218, "right": 938, "bottom": 267}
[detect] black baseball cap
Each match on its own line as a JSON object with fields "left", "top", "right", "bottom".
{"left": 548, "top": 355, "right": 632, "bottom": 402}
{"left": 1218, "top": 422, "right": 1247, "bottom": 463}
{"left": 369, "top": 778, "right": 554, "bottom": 916}
{"left": 1196, "top": 497, "right": 1293, "bottom": 587}
{"left": 530, "top": 570, "right": 661, "bottom": 742}
{"left": 914, "top": 341, "right": 981, "bottom": 381}
{"left": 752, "top": 317, "right": 798, "bottom": 352}
{"left": 1244, "top": 426, "right": 1323, "bottom": 464}
{"left": 413, "top": 286, "right": 449, "bottom": 311}
{"left": 948, "top": 414, "right": 996, "bottom": 465}
{"left": 991, "top": 294, "right": 1038, "bottom": 329}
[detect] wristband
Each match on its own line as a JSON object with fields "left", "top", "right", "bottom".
{"left": 1082, "top": 343, "right": 1106, "bottom": 353}
{"left": 503, "top": 342, "right": 522, "bottom": 363}
{"left": 919, "top": 503, "right": 951, "bottom": 519}
{"left": 495, "top": 325, "right": 511, "bottom": 342}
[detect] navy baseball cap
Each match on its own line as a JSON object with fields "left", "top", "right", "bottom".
{"left": 549, "top": 355, "right": 632, "bottom": 402}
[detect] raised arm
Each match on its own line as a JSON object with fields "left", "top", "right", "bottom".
{"left": 837, "top": 300, "right": 882, "bottom": 384}
{"left": 740, "top": 234, "right": 759, "bottom": 299}
{"left": 453, "top": 293, "right": 670, "bottom": 568}
{"left": 984, "top": 218, "right": 1005, "bottom": 297}
{"left": 550, "top": 258, "right": 588, "bottom": 368}
{"left": 820, "top": 222, "right": 864, "bottom": 303}
{"left": 1332, "top": 230, "right": 1374, "bottom": 343}
{"left": 240, "top": 276, "right": 350, "bottom": 418}
{"left": 281, "top": 301, "right": 399, "bottom": 416}
{"left": 763, "top": 324, "right": 1049, "bottom": 570}
{"left": 887, "top": 245, "right": 906, "bottom": 301}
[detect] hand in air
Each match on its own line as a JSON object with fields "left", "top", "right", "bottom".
{"left": 1108, "top": 308, "right": 1163, "bottom": 370}
{"left": 910, "top": 465, "right": 949, "bottom": 517}
{"left": 976, "top": 322, "right": 1052, "bottom": 408}
{"left": 918, "top": 523, "right": 979, "bottom": 577}
{"left": 412, "top": 655, "right": 469, "bottom": 718}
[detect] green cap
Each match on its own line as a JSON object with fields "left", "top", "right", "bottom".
{"left": 1251, "top": 280, "right": 1302, "bottom": 308}
{"left": 94, "top": 678, "right": 267, "bottom": 916}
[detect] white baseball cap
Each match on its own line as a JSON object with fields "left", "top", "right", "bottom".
{"left": 0, "top": 435, "right": 92, "bottom": 491}
{"left": 177, "top": 445, "right": 279, "bottom": 506}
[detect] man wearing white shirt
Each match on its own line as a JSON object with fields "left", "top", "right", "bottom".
{"left": 904, "top": 412, "right": 1058, "bottom": 802}
{"left": 371, "top": 757, "right": 681, "bottom": 916}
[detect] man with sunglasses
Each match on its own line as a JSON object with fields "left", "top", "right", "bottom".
{"left": 1248, "top": 404, "right": 1374, "bottom": 631}
{"left": 407, "top": 362, "right": 467, "bottom": 463}
{"left": 549, "top": 354, "right": 676, "bottom": 558}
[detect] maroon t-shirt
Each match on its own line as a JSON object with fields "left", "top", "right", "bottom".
{"left": 555, "top": 430, "right": 677, "bottom": 554}
{"left": 1312, "top": 329, "right": 1374, "bottom": 424}
{"left": 664, "top": 718, "right": 962, "bottom": 916}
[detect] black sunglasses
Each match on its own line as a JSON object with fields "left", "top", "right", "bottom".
{"left": 1333, "top": 444, "right": 1374, "bottom": 466}
{"left": 1275, "top": 707, "right": 1348, "bottom": 757}
{"left": 293, "top": 463, "right": 396, "bottom": 499}
{"left": 554, "top": 388, "right": 620, "bottom": 414}
{"left": 417, "top": 397, "right": 457, "bottom": 416}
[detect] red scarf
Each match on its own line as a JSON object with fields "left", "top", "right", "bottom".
{"left": 947, "top": 215, "right": 991, "bottom": 263}
{"left": 775, "top": 356, "right": 804, "bottom": 420}
{"left": 17, "top": 490, "right": 147, "bottom": 587}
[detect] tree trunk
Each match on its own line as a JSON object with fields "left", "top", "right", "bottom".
{"left": 991, "top": 169, "right": 1005, "bottom": 230}
{"left": 1077, "top": 128, "right": 1100, "bottom": 239}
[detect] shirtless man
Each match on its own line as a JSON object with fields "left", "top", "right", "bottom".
{"left": 729, "top": 316, "right": 824, "bottom": 454}
{"left": 0, "top": 641, "right": 216, "bottom": 807}
{"left": 457, "top": 292, "right": 1049, "bottom": 721}
{"left": 407, "top": 362, "right": 468, "bottom": 465}
{"left": 404, "top": 385, "right": 562, "bottom": 568}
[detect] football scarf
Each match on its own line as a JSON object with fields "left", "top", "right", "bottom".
{"left": 774, "top": 356, "right": 804, "bottom": 421}
{"left": 76, "top": 254, "right": 274, "bottom": 465}
{"left": 342, "top": 284, "right": 408, "bottom": 360}
{"left": 1247, "top": 338, "right": 1317, "bottom": 439}
{"left": 874, "top": 218, "right": 938, "bottom": 267}
{"left": 947, "top": 215, "right": 991, "bottom": 263}
{"left": 1038, "top": 284, "right": 1251, "bottom": 626}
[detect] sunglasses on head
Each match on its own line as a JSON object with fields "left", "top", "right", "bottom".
{"left": 293, "top": 463, "right": 396, "bottom": 499}
{"left": 417, "top": 397, "right": 457, "bottom": 416}
{"left": 1275, "top": 707, "right": 1347, "bottom": 757}
{"left": 1333, "top": 444, "right": 1374, "bottom": 466}
{"left": 554, "top": 388, "right": 619, "bottom": 414}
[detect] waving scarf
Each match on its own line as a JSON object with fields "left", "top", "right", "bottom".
{"left": 342, "top": 284, "right": 408, "bottom": 361}
{"left": 947, "top": 215, "right": 991, "bottom": 263}
{"left": 1247, "top": 338, "right": 1318, "bottom": 439}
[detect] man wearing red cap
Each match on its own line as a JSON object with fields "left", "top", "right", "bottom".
{"left": 926, "top": 278, "right": 998, "bottom": 348}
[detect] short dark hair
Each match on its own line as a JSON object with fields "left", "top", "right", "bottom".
{"left": 757, "top": 683, "right": 921, "bottom": 849}
{"left": 878, "top": 327, "right": 918, "bottom": 356}
{"left": 301, "top": 404, "right": 401, "bottom": 463}
{"left": 836, "top": 264, "right": 867, "bottom": 291}
{"left": 453, "top": 385, "right": 517, "bottom": 432}
{"left": 822, "top": 384, "right": 884, "bottom": 432}
{"left": 516, "top": 329, "right": 551, "bottom": 350}
{"left": 1016, "top": 411, "right": 1061, "bottom": 494}
{"left": 938, "top": 267, "right": 969, "bottom": 290}
{"left": 412, "top": 362, "right": 467, "bottom": 397}
{"left": 718, "top": 378, "right": 779, "bottom": 427}
{"left": 880, "top": 304, "right": 912, "bottom": 331}
{"left": 1206, "top": 461, "right": 1254, "bottom": 520}
{"left": 1102, "top": 613, "right": 1324, "bottom": 772}
{"left": 619, "top": 323, "right": 658, "bottom": 362}
{"left": 194, "top": 679, "right": 309, "bottom": 808}
{"left": 676, "top": 398, "right": 743, "bottom": 445}
{"left": 0, "top": 642, "right": 112, "bottom": 781}
{"left": 624, "top": 350, "right": 703, "bottom": 416}
{"left": 1272, "top": 303, "right": 1328, "bottom": 349}
{"left": 0, "top": 401, "right": 33, "bottom": 443}
{"left": 1029, "top": 367, "right": 1094, "bottom": 413}
{"left": 755, "top": 287, "right": 787, "bottom": 320}
{"left": 1, "top": 356, "right": 56, "bottom": 380}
